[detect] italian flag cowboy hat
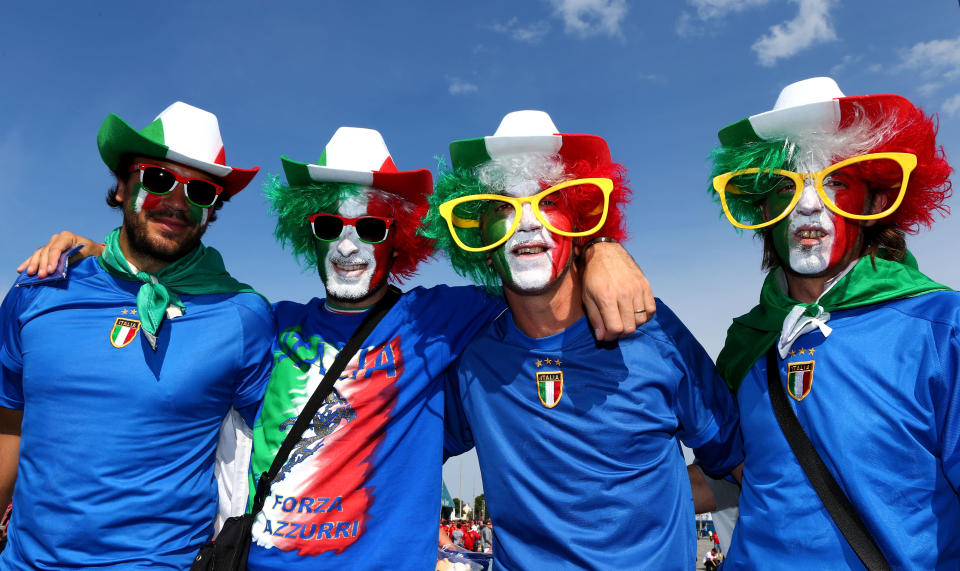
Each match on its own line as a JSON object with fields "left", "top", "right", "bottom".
{"left": 281, "top": 127, "right": 433, "bottom": 205}
{"left": 718, "top": 76, "right": 918, "bottom": 146}
{"left": 97, "top": 101, "right": 259, "bottom": 197}
{"left": 448, "top": 110, "right": 611, "bottom": 171}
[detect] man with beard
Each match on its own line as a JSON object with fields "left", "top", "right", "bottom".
{"left": 0, "top": 102, "right": 274, "bottom": 568}
{"left": 422, "top": 110, "right": 743, "bottom": 569}
{"left": 243, "top": 126, "right": 651, "bottom": 569}
{"left": 706, "top": 77, "right": 958, "bottom": 568}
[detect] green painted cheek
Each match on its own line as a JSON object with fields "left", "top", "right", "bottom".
{"left": 482, "top": 213, "right": 514, "bottom": 282}
{"left": 186, "top": 202, "right": 208, "bottom": 224}
{"left": 771, "top": 219, "right": 790, "bottom": 262}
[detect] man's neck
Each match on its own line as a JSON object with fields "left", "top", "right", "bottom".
{"left": 503, "top": 268, "right": 584, "bottom": 339}
{"left": 325, "top": 284, "right": 388, "bottom": 312}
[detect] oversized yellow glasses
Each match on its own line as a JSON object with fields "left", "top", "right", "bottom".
{"left": 438, "top": 177, "right": 613, "bottom": 253}
{"left": 712, "top": 152, "right": 917, "bottom": 230}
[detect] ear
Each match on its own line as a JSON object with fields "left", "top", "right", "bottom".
{"left": 114, "top": 176, "right": 129, "bottom": 204}
{"left": 863, "top": 190, "right": 891, "bottom": 227}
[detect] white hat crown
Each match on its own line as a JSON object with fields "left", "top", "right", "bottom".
{"left": 321, "top": 127, "right": 392, "bottom": 172}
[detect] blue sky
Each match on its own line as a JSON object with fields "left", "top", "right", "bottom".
{"left": 2, "top": 0, "right": 958, "bottom": 505}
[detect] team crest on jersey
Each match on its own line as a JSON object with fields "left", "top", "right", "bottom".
{"left": 110, "top": 317, "right": 141, "bottom": 348}
{"left": 536, "top": 371, "right": 564, "bottom": 408}
{"left": 786, "top": 361, "right": 814, "bottom": 401}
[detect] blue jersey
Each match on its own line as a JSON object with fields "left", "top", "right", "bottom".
{"left": 247, "top": 285, "right": 503, "bottom": 571}
{"left": 0, "top": 258, "right": 274, "bottom": 569}
{"left": 726, "top": 292, "right": 960, "bottom": 570}
{"left": 444, "top": 301, "right": 743, "bottom": 570}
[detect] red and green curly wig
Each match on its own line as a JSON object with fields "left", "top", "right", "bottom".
{"left": 710, "top": 92, "right": 952, "bottom": 236}
{"left": 266, "top": 175, "right": 434, "bottom": 283}
{"left": 421, "top": 153, "right": 630, "bottom": 293}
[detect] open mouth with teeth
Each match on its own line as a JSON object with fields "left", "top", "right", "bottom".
{"left": 512, "top": 244, "right": 550, "bottom": 256}
{"left": 793, "top": 226, "right": 829, "bottom": 246}
{"left": 333, "top": 261, "right": 369, "bottom": 278}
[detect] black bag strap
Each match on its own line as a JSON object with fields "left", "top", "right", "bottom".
{"left": 249, "top": 285, "right": 402, "bottom": 515}
{"left": 765, "top": 348, "right": 891, "bottom": 571}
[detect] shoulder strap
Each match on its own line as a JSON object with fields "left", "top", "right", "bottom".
{"left": 765, "top": 348, "right": 891, "bottom": 571}
{"left": 250, "top": 285, "right": 402, "bottom": 514}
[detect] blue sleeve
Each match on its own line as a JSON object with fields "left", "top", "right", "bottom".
{"left": 0, "top": 286, "right": 29, "bottom": 410}
{"left": 935, "top": 322, "right": 960, "bottom": 488}
{"left": 443, "top": 363, "right": 475, "bottom": 462}
{"left": 421, "top": 285, "right": 505, "bottom": 362}
{"left": 657, "top": 303, "right": 743, "bottom": 477}
{"left": 232, "top": 298, "right": 275, "bottom": 423}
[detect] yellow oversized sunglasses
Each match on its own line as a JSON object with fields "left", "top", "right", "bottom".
{"left": 712, "top": 152, "right": 917, "bottom": 230}
{"left": 438, "top": 177, "right": 613, "bottom": 253}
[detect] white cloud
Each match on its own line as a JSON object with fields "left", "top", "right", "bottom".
{"left": 943, "top": 93, "right": 960, "bottom": 117}
{"left": 917, "top": 82, "right": 943, "bottom": 96}
{"left": 491, "top": 17, "right": 551, "bottom": 44}
{"left": 829, "top": 54, "right": 861, "bottom": 75}
{"left": 896, "top": 36, "right": 960, "bottom": 80}
{"left": 448, "top": 78, "right": 478, "bottom": 95}
{"left": 688, "top": 0, "right": 771, "bottom": 21}
{"left": 752, "top": 0, "right": 836, "bottom": 67}
{"left": 548, "top": 0, "right": 628, "bottom": 38}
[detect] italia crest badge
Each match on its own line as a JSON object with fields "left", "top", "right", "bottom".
{"left": 536, "top": 371, "right": 564, "bottom": 408}
{"left": 786, "top": 361, "right": 814, "bottom": 401}
{"left": 110, "top": 317, "right": 141, "bottom": 348}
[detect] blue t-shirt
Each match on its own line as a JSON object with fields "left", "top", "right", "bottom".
{"left": 0, "top": 258, "right": 274, "bottom": 570}
{"left": 444, "top": 300, "right": 743, "bottom": 571}
{"left": 725, "top": 291, "right": 960, "bottom": 570}
{"left": 247, "top": 285, "right": 503, "bottom": 571}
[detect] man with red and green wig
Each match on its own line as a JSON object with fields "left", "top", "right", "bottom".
{"left": 422, "top": 110, "right": 743, "bottom": 569}
{"left": 0, "top": 102, "right": 274, "bottom": 568}
{"left": 705, "top": 77, "right": 959, "bottom": 568}
{"left": 244, "top": 125, "right": 651, "bottom": 570}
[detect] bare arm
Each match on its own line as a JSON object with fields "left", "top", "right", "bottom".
{"left": 688, "top": 462, "right": 743, "bottom": 514}
{"left": 0, "top": 408, "right": 22, "bottom": 510}
{"left": 579, "top": 241, "right": 656, "bottom": 341}
{"left": 16, "top": 231, "right": 103, "bottom": 279}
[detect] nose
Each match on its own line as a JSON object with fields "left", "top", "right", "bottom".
{"left": 162, "top": 182, "right": 191, "bottom": 211}
{"left": 793, "top": 179, "right": 824, "bottom": 216}
{"left": 336, "top": 226, "right": 360, "bottom": 256}
{"left": 516, "top": 203, "right": 542, "bottom": 232}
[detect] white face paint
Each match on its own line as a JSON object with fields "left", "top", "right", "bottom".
{"left": 488, "top": 180, "right": 574, "bottom": 294}
{"left": 783, "top": 178, "right": 837, "bottom": 274}
{"left": 321, "top": 194, "right": 380, "bottom": 301}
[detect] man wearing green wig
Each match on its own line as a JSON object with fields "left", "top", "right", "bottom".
{"left": 701, "top": 77, "right": 960, "bottom": 569}
{"left": 0, "top": 102, "right": 274, "bottom": 568}
{"left": 422, "top": 110, "right": 743, "bottom": 570}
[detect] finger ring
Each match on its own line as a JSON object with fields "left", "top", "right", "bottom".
{"left": 635, "top": 309, "right": 646, "bottom": 314}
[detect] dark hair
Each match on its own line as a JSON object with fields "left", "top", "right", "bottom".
{"left": 105, "top": 154, "right": 230, "bottom": 222}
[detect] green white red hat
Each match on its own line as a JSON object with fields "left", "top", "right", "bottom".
{"left": 97, "top": 101, "right": 259, "bottom": 197}
{"left": 448, "top": 110, "right": 611, "bottom": 171}
{"left": 281, "top": 127, "right": 432, "bottom": 205}
{"left": 718, "top": 76, "right": 917, "bottom": 147}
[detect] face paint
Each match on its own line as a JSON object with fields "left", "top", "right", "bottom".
{"left": 769, "top": 164, "right": 869, "bottom": 276}
{"left": 483, "top": 183, "right": 574, "bottom": 294}
{"left": 130, "top": 183, "right": 210, "bottom": 226}
{"left": 318, "top": 192, "right": 394, "bottom": 304}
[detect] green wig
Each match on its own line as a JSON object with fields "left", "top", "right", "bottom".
{"left": 421, "top": 166, "right": 504, "bottom": 294}
{"left": 708, "top": 139, "right": 794, "bottom": 232}
{"left": 265, "top": 175, "right": 362, "bottom": 270}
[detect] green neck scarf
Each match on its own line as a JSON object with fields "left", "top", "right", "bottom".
{"left": 98, "top": 228, "right": 263, "bottom": 343}
{"left": 717, "top": 251, "right": 951, "bottom": 392}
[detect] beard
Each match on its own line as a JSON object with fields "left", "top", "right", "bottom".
{"left": 122, "top": 205, "right": 204, "bottom": 265}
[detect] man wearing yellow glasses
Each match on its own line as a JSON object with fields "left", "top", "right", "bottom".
{"left": 422, "top": 110, "right": 743, "bottom": 570}
{"left": 705, "top": 77, "right": 959, "bottom": 569}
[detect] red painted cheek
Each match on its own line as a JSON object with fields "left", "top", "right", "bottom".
{"left": 551, "top": 237, "right": 572, "bottom": 278}
{"left": 140, "top": 193, "right": 164, "bottom": 211}
{"left": 827, "top": 183, "right": 868, "bottom": 266}
{"left": 829, "top": 215, "right": 860, "bottom": 266}
{"left": 368, "top": 240, "right": 392, "bottom": 289}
